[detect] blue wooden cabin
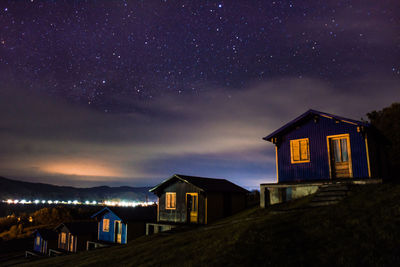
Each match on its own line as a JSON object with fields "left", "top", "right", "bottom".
{"left": 91, "top": 206, "right": 156, "bottom": 245}
{"left": 264, "top": 109, "right": 385, "bottom": 182}
{"left": 33, "top": 229, "right": 58, "bottom": 255}
{"left": 55, "top": 221, "right": 97, "bottom": 253}
{"left": 260, "top": 109, "right": 386, "bottom": 207}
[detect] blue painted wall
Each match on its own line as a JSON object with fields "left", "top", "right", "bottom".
{"left": 277, "top": 116, "right": 369, "bottom": 182}
{"left": 33, "top": 232, "right": 42, "bottom": 252}
{"left": 98, "top": 210, "right": 127, "bottom": 244}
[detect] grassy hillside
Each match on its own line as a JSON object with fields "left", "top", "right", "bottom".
{"left": 18, "top": 183, "right": 400, "bottom": 266}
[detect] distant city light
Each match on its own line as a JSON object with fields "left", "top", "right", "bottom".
{"left": 2, "top": 198, "right": 155, "bottom": 207}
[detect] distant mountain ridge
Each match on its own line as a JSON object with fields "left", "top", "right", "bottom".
{"left": 0, "top": 176, "right": 155, "bottom": 202}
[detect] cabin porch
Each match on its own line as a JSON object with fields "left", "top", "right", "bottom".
{"left": 145, "top": 223, "right": 178, "bottom": 235}
{"left": 86, "top": 240, "right": 110, "bottom": 251}
{"left": 260, "top": 178, "right": 382, "bottom": 207}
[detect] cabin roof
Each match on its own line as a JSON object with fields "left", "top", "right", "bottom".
{"left": 149, "top": 174, "right": 249, "bottom": 195}
{"left": 91, "top": 206, "right": 156, "bottom": 223}
{"left": 263, "top": 109, "right": 369, "bottom": 142}
{"left": 34, "top": 229, "right": 58, "bottom": 240}
{"left": 54, "top": 221, "right": 97, "bottom": 235}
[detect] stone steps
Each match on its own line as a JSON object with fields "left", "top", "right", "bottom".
{"left": 308, "top": 184, "right": 350, "bottom": 207}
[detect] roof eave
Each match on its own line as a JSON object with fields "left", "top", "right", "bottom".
{"left": 149, "top": 174, "right": 206, "bottom": 194}
{"left": 263, "top": 109, "right": 369, "bottom": 140}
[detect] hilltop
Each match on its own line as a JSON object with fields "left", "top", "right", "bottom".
{"left": 0, "top": 176, "right": 155, "bottom": 202}
{"left": 16, "top": 182, "right": 400, "bottom": 266}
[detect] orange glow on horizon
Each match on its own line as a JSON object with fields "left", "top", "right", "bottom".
{"left": 41, "top": 161, "right": 121, "bottom": 177}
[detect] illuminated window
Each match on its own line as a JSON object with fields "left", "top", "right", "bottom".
{"left": 61, "top": 232, "right": 66, "bottom": 244}
{"left": 166, "top": 193, "right": 176, "bottom": 210}
{"left": 290, "top": 138, "right": 310, "bottom": 163}
{"left": 36, "top": 236, "right": 40, "bottom": 245}
{"left": 103, "top": 219, "right": 110, "bottom": 232}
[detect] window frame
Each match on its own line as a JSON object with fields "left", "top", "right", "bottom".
{"left": 61, "top": 232, "right": 66, "bottom": 244}
{"left": 165, "top": 192, "right": 176, "bottom": 210}
{"left": 290, "top": 138, "right": 310, "bottom": 164}
{"left": 102, "top": 218, "right": 110, "bottom": 232}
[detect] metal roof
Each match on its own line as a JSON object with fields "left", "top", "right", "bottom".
{"left": 263, "top": 109, "right": 369, "bottom": 142}
{"left": 149, "top": 174, "right": 249, "bottom": 195}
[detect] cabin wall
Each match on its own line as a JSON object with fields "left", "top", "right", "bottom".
{"left": 57, "top": 227, "right": 69, "bottom": 251}
{"left": 33, "top": 233, "right": 42, "bottom": 253}
{"left": 230, "top": 193, "right": 247, "bottom": 214}
{"left": 98, "top": 212, "right": 127, "bottom": 244}
{"left": 206, "top": 192, "right": 247, "bottom": 223}
{"left": 277, "top": 116, "right": 369, "bottom": 182}
{"left": 206, "top": 193, "right": 224, "bottom": 223}
{"left": 158, "top": 181, "right": 205, "bottom": 224}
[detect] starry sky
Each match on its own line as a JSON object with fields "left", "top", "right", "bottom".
{"left": 0, "top": 0, "right": 399, "bottom": 189}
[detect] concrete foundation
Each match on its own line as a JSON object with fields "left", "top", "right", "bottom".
{"left": 145, "top": 223, "right": 177, "bottom": 235}
{"left": 260, "top": 178, "right": 382, "bottom": 208}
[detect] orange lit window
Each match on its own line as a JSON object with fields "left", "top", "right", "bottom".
{"left": 61, "top": 232, "right": 66, "bottom": 244}
{"left": 166, "top": 193, "right": 176, "bottom": 210}
{"left": 36, "top": 236, "right": 40, "bottom": 245}
{"left": 290, "top": 138, "right": 310, "bottom": 163}
{"left": 103, "top": 219, "right": 110, "bottom": 232}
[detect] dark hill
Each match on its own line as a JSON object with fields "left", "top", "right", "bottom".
{"left": 19, "top": 183, "right": 400, "bottom": 266}
{"left": 0, "top": 176, "right": 155, "bottom": 202}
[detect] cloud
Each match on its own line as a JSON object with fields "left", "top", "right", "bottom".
{"left": 0, "top": 75, "right": 398, "bottom": 188}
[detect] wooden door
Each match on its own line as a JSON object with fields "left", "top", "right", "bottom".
{"left": 329, "top": 135, "right": 352, "bottom": 178}
{"left": 114, "top": 221, "right": 122, "bottom": 243}
{"left": 186, "top": 193, "right": 198, "bottom": 223}
{"left": 69, "top": 234, "right": 74, "bottom": 252}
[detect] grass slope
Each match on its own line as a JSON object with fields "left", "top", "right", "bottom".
{"left": 20, "top": 183, "right": 400, "bottom": 266}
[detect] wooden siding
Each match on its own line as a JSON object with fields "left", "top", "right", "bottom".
{"left": 33, "top": 232, "right": 42, "bottom": 253}
{"left": 98, "top": 212, "right": 128, "bottom": 244}
{"left": 277, "top": 116, "right": 369, "bottom": 182}
{"left": 57, "top": 226, "right": 94, "bottom": 252}
{"left": 158, "top": 180, "right": 205, "bottom": 224}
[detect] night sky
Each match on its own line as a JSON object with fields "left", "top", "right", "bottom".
{"left": 0, "top": 0, "right": 399, "bottom": 189}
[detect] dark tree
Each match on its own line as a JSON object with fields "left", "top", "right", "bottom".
{"left": 367, "top": 103, "right": 400, "bottom": 179}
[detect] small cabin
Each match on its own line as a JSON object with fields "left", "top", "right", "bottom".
{"left": 32, "top": 229, "right": 58, "bottom": 255}
{"left": 55, "top": 222, "right": 97, "bottom": 253}
{"left": 149, "top": 174, "right": 249, "bottom": 227}
{"left": 260, "top": 109, "right": 385, "bottom": 206}
{"left": 91, "top": 206, "right": 156, "bottom": 245}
